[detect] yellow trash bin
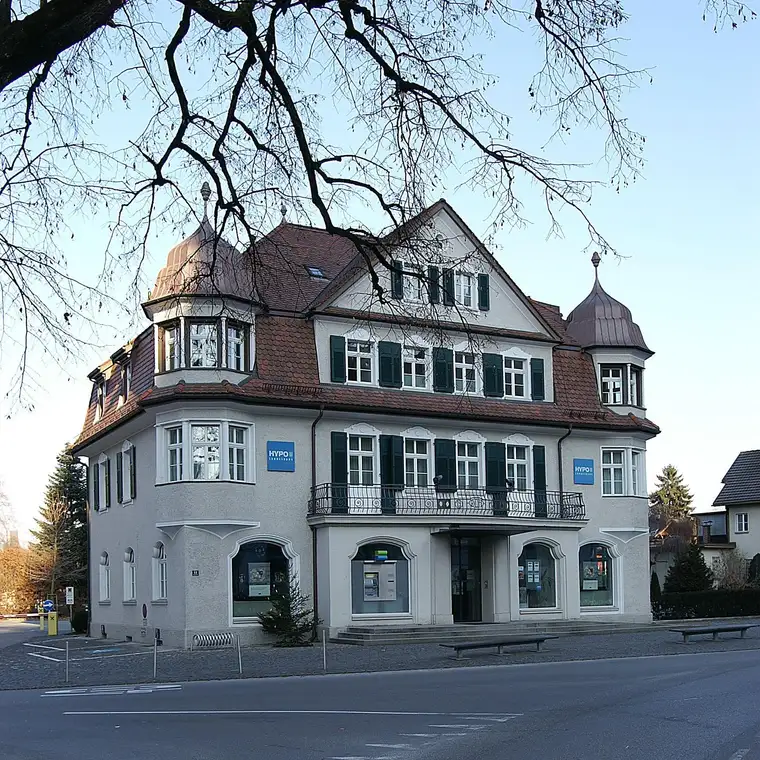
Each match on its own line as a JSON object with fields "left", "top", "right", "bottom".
{"left": 47, "top": 612, "right": 58, "bottom": 636}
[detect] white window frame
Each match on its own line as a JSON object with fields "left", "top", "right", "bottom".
{"left": 601, "top": 449, "right": 625, "bottom": 496}
{"left": 404, "top": 438, "right": 431, "bottom": 487}
{"left": 601, "top": 447, "right": 646, "bottom": 497}
{"left": 99, "top": 552, "right": 110, "bottom": 603}
{"left": 736, "top": 512, "right": 749, "bottom": 534}
{"left": 456, "top": 441, "right": 481, "bottom": 489}
{"left": 189, "top": 322, "right": 219, "bottom": 368}
{"left": 152, "top": 543, "right": 168, "bottom": 601}
{"left": 97, "top": 453, "right": 109, "bottom": 511}
{"left": 454, "top": 351, "right": 477, "bottom": 394}
{"left": 156, "top": 417, "right": 256, "bottom": 485}
{"left": 226, "top": 323, "right": 246, "bottom": 371}
{"left": 507, "top": 444, "right": 529, "bottom": 491}
{"left": 228, "top": 425, "right": 247, "bottom": 482}
{"left": 629, "top": 366, "right": 642, "bottom": 407}
{"left": 191, "top": 423, "right": 222, "bottom": 481}
{"left": 163, "top": 323, "right": 180, "bottom": 371}
{"left": 123, "top": 548, "right": 136, "bottom": 602}
{"left": 455, "top": 271, "right": 474, "bottom": 308}
{"left": 402, "top": 345, "right": 429, "bottom": 390}
{"left": 504, "top": 357, "right": 527, "bottom": 399}
{"left": 94, "top": 381, "right": 105, "bottom": 421}
{"left": 121, "top": 441, "right": 134, "bottom": 504}
{"left": 119, "top": 362, "right": 131, "bottom": 405}
{"left": 601, "top": 366, "right": 625, "bottom": 405}
{"left": 400, "top": 261, "right": 424, "bottom": 301}
{"left": 346, "top": 339, "right": 374, "bottom": 385}
{"left": 167, "top": 426, "right": 183, "bottom": 482}
{"left": 348, "top": 434, "right": 375, "bottom": 485}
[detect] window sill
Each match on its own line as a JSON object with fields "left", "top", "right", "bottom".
{"left": 155, "top": 480, "right": 256, "bottom": 487}
{"left": 151, "top": 599, "right": 168, "bottom": 606}
{"left": 98, "top": 601, "right": 111, "bottom": 606}
{"left": 155, "top": 367, "right": 252, "bottom": 376}
{"left": 580, "top": 606, "right": 619, "bottom": 613}
{"left": 122, "top": 600, "right": 137, "bottom": 606}
{"left": 351, "top": 613, "right": 413, "bottom": 620}
{"left": 518, "top": 607, "right": 562, "bottom": 615}
{"left": 232, "top": 618, "right": 263, "bottom": 627}
{"left": 120, "top": 499, "right": 134, "bottom": 507}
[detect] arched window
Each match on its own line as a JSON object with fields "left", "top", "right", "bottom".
{"left": 123, "top": 548, "right": 136, "bottom": 602}
{"left": 579, "top": 545, "right": 614, "bottom": 607}
{"left": 99, "top": 552, "right": 110, "bottom": 602}
{"left": 351, "top": 543, "right": 410, "bottom": 615}
{"left": 231, "top": 542, "right": 289, "bottom": 620}
{"left": 518, "top": 543, "right": 556, "bottom": 609}
{"left": 152, "top": 543, "right": 168, "bottom": 601}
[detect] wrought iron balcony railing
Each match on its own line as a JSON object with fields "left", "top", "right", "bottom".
{"left": 308, "top": 483, "right": 586, "bottom": 520}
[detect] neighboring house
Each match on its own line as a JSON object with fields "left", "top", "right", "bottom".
{"left": 693, "top": 506, "right": 735, "bottom": 578}
{"left": 72, "top": 197, "right": 659, "bottom": 648}
{"left": 649, "top": 517, "right": 695, "bottom": 583}
{"left": 713, "top": 451, "right": 760, "bottom": 562}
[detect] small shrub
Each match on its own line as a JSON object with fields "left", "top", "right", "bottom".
{"left": 657, "top": 589, "right": 760, "bottom": 620}
{"left": 71, "top": 610, "right": 88, "bottom": 634}
{"left": 663, "top": 543, "right": 713, "bottom": 593}
{"left": 748, "top": 554, "right": 760, "bottom": 586}
{"left": 258, "top": 578, "right": 319, "bottom": 647}
{"left": 650, "top": 572, "right": 662, "bottom": 615}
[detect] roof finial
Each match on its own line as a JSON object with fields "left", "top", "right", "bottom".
{"left": 591, "top": 251, "right": 601, "bottom": 281}
{"left": 200, "top": 181, "right": 211, "bottom": 220}
{"left": 280, "top": 201, "right": 287, "bottom": 222}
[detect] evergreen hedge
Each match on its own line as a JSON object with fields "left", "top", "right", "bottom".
{"left": 656, "top": 589, "right": 760, "bottom": 620}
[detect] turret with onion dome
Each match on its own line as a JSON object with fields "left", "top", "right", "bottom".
{"left": 143, "top": 184, "right": 258, "bottom": 384}
{"left": 566, "top": 253, "right": 652, "bottom": 414}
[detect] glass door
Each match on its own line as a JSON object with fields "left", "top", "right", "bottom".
{"left": 451, "top": 536, "right": 482, "bottom": 622}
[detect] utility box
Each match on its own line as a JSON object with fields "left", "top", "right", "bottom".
{"left": 47, "top": 612, "right": 58, "bottom": 636}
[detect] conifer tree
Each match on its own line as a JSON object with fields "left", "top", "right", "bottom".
{"left": 649, "top": 465, "right": 694, "bottom": 522}
{"left": 663, "top": 543, "right": 714, "bottom": 593}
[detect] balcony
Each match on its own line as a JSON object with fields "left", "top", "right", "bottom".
{"left": 309, "top": 483, "right": 586, "bottom": 521}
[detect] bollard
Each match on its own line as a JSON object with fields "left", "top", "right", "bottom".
{"left": 322, "top": 629, "right": 327, "bottom": 672}
{"left": 153, "top": 634, "right": 158, "bottom": 680}
{"left": 39, "top": 613, "right": 45, "bottom": 632}
{"left": 65, "top": 641, "right": 70, "bottom": 683}
{"left": 237, "top": 635, "right": 242, "bottom": 675}
{"left": 47, "top": 612, "right": 58, "bottom": 636}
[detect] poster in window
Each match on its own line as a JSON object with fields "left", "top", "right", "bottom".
{"left": 248, "top": 562, "right": 271, "bottom": 597}
{"left": 582, "top": 562, "right": 598, "bottom": 591}
{"left": 583, "top": 580, "right": 599, "bottom": 591}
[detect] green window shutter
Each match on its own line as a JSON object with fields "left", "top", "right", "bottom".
{"left": 533, "top": 445, "right": 547, "bottom": 518}
{"left": 330, "top": 335, "right": 346, "bottom": 383}
{"left": 378, "top": 341, "right": 402, "bottom": 388}
{"left": 116, "top": 452, "right": 123, "bottom": 504}
{"left": 530, "top": 358, "right": 545, "bottom": 401}
{"left": 442, "top": 269, "right": 455, "bottom": 306}
{"left": 482, "top": 353, "right": 504, "bottom": 397}
{"left": 391, "top": 259, "right": 404, "bottom": 299}
{"left": 428, "top": 266, "right": 440, "bottom": 304}
{"left": 105, "top": 458, "right": 111, "bottom": 510}
{"left": 130, "top": 445, "right": 137, "bottom": 500}
{"left": 477, "top": 273, "right": 490, "bottom": 311}
{"left": 92, "top": 464, "right": 100, "bottom": 512}
{"left": 380, "top": 435, "right": 404, "bottom": 486}
{"left": 485, "top": 442, "right": 506, "bottom": 492}
{"left": 434, "top": 439, "right": 457, "bottom": 492}
{"left": 330, "top": 431, "right": 348, "bottom": 514}
{"left": 432, "top": 347, "right": 454, "bottom": 393}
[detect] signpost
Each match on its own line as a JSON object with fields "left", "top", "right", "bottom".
{"left": 65, "top": 587, "right": 74, "bottom": 625}
{"left": 42, "top": 599, "right": 54, "bottom": 613}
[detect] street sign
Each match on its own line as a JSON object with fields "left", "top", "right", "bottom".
{"left": 65, "top": 587, "right": 74, "bottom": 606}
{"left": 42, "top": 599, "right": 54, "bottom": 612}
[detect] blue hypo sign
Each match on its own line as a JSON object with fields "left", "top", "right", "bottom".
{"left": 573, "top": 458, "right": 595, "bottom": 485}
{"left": 267, "top": 441, "right": 295, "bottom": 472}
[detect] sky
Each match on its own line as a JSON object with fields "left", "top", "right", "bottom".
{"left": 0, "top": 2, "right": 758, "bottom": 541}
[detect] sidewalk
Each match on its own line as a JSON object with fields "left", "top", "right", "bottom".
{"left": 2, "top": 623, "right": 760, "bottom": 691}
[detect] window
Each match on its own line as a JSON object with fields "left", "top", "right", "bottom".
{"left": 189, "top": 322, "right": 218, "bottom": 367}
{"left": 351, "top": 543, "right": 410, "bottom": 614}
{"left": 97, "top": 456, "right": 111, "bottom": 511}
{"left": 454, "top": 351, "right": 476, "bottom": 393}
{"left": 455, "top": 272, "right": 473, "bottom": 307}
{"left": 403, "top": 346, "right": 428, "bottom": 389}
{"left": 602, "top": 449, "right": 625, "bottom": 495}
{"left": 192, "top": 424, "right": 221, "bottom": 480}
{"left": 736, "top": 513, "right": 749, "bottom": 534}
{"left": 349, "top": 435, "right": 374, "bottom": 485}
{"left": 630, "top": 366, "right": 642, "bottom": 407}
{"left": 232, "top": 541, "right": 289, "bottom": 620}
{"left": 95, "top": 381, "right": 105, "bottom": 421}
{"left": 401, "top": 262, "right": 424, "bottom": 301}
{"left": 123, "top": 548, "right": 136, "bottom": 602}
{"left": 167, "top": 426, "right": 183, "bottom": 482}
{"left": 347, "top": 340, "right": 373, "bottom": 384}
{"left": 226, "top": 323, "right": 246, "bottom": 371}
{"left": 305, "top": 265, "right": 325, "bottom": 278}
{"left": 631, "top": 450, "right": 642, "bottom": 496}
{"left": 601, "top": 366, "right": 624, "bottom": 405}
{"left": 404, "top": 439, "right": 429, "bottom": 487}
{"left": 152, "top": 543, "right": 168, "bottom": 601}
{"left": 504, "top": 358, "right": 526, "bottom": 398}
{"left": 518, "top": 543, "right": 556, "bottom": 609}
{"left": 579, "top": 545, "right": 613, "bottom": 607}
{"left": 457, "top": 442, "right": 480, "bottom": 489}
{"left": 228, "top": 425, "right": 246, "bottom": 481}
{"left": 163, "top": 324, "right": 180, "bottom": 371}
{"left": 507, "top": 445, "right": 529, "bottom": 491}
{"left": 120, "top": 362, "right": 131, "bottom": 402}
{"left": 99, "top": 552, "right": 110, "bottom": 602}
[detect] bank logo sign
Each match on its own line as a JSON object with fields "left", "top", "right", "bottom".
{"left": 573, "top": 458, "right": 595, "bottom": 485}
{"left": 267, "top": 441, "right": 295, "bottom": 472}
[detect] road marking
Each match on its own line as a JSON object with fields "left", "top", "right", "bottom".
{"left": 71, "top": 651, "right": 152, "bottom": 662}
{"left": 439, "top": 733, "right": 468, "bottom": 736}
{"left": 366, "top": 744, "right": 412, "bottom": 749}
{"left": 728, "top": 751, "right": 750, "bottom": 760}
{"left": 23, "top": 642, "right": 66, "bottom": 652}
{"left": 64, "top": 709, "right": 517, "bottom": 717}
{"left": 459, "top": 715, "right": 521, "bottom": 722}
{"left": 28, "top": 652, "right": 62, "bottom": 662}
{"left": 400, "top": 734, "right": 439, "bottom": 738}
{"left": 44, "top": 685, "right": 182, "bottom": 698}
{"left": 429, "top": 724, "right": 486, "bottom": 730}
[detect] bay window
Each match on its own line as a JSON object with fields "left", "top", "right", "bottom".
{"left": 228, "top": 425, "right": 246, "bottom": 481}
{"left": 601, "top": 448, "right": 645, "bottom": 496}
{"left": 601, "top": 366, "right": 624, "bottom": 405}
{"left": 162, "top": 323, "right": 180, "bottom": 371}
{"left": 226, "top": 322, "right": 246, "bottom": 371}
{"left": 600, "top": 364, "right": 644, "bottom": 407}
{"left": 192, "top": 424, "right": 221, "bottom": 480}
{"left": 189, "top": 322, "right": 219, "bottom": 368}
{"left": 167, "top": 426, "right": 183, "bottom": 482}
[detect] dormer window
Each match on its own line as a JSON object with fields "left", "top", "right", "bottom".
{"left": 95, "top": 380, "right": 105, "bottom": 421}
{"left": 600, "top": 366, "right": 624, "bottom": 405}
{"left": 226, "top": 322, "right": 247, "bottom": 371}
{"left": 629, "top": 366, "right": 642, "bottom": 407}
{"left": 189, "top": 322, "right": 219, "bottom": 368}
{"left": 161, "top": 323, "right": 180, "bottom": 371}
{"left": 120, "top": 361, "right": 131, "bottom": 402}
{"left": 600, "top": 364, "right": 644, "bottom": 407}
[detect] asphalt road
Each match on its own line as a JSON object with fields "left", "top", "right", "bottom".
{"left": 3, "top": 649, "right": 760, "bottom": 760}
{"left": 0, "top": 620, "right": 45, "bottom": 650}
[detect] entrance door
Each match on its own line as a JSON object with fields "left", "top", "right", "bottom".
{"left": 451, "top": 537, "right": 482, "bottom": 622}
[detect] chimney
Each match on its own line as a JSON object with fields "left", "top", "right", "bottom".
{"left": 702, "top": 523, "right": 711, "bottom": 544}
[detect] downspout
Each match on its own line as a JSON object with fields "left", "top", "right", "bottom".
{"left": 310, "top": 406, "right": 325, "bottom": 638}
{"left": 557, "top": 426, "right": 574, "bottom": 516}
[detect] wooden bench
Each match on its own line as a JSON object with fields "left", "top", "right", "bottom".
{"left": 669, "top": 623, "right": 758, "bottom": 643}
{"left": 440, "top": 635, "right": 559, "bottom": 660}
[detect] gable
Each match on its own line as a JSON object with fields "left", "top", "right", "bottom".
{"left": 323, "top": 203, "right": 558, "bottom": 340}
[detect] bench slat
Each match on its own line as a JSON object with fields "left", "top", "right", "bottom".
{"left": 440, "top": 636, "right": 558, "bottom": 649}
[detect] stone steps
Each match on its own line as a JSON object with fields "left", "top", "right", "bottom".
{"left": 331, "top": 620, "right": 653, "bottom": 645}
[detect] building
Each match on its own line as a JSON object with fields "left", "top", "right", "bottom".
{"left": 713, "top": 450, "right": 760, "bottom": 563}
{"left": 72, "top": 198, "right": 659, "bottom": 647}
